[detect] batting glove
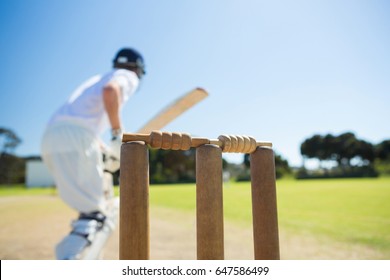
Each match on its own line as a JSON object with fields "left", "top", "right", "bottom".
{"left": 109, "top": 128, "right": 123, "bottom": 160}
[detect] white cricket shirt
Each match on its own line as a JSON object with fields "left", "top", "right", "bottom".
{"left": 48, "top": 69, "right": 139, "bottom": 135}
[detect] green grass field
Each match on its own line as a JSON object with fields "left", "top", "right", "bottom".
{"left": 1, "top": 177, "right": 389, "bottom": 255}
{"left": 148, "top": 177, "right": 390, "bottom": 253}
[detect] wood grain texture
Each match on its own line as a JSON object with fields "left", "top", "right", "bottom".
{"left": 250, "top": 147, "right": 280, "bottom": 260}
{"left": 196, "top": 144, "right": 224, "bottom": 260}
{"left": 119, "top": 141, "right": 150, "bottom": 260}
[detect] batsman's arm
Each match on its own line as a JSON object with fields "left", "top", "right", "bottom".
{"left": 103, "top": 81, "right": 123, "bottom": 160}
{"left": 103, "top": 81, "right": 122, "bottom": 131}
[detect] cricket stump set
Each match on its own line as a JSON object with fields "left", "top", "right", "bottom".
{"left": 119, "top": 131, "right": 280, "bottom": 260}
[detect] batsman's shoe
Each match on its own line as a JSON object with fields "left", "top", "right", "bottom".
{"left": 55, "top": 212, "right": 106, "bottom": 260}
{"left": 81, "top": 198, "right": 119, "bottom": 259}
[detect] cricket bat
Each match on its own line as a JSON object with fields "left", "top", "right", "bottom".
{"left": 137, "top": 87, "right": 208, "bottom": 133}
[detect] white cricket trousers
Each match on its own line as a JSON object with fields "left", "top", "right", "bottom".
{"left": 41, "top": 122, "right": 109, "bottom": 215}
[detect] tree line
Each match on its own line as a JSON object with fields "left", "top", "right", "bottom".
{"left": 1, "top": 127, "right": 389, "bottom": 185}
{"left": 298, "top": 132, "right": 390, "bottom": 178}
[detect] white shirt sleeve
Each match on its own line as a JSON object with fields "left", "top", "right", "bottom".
{"left": 110, "top": 69, "right": 139, "bottom": 103}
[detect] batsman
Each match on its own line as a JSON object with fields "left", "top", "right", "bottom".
{"left": 41, "top": 48, "right": 146, "bottom": 259}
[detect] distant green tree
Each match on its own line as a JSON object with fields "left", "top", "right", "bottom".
{"left": 0, "top": 127, "right": 22, "bottom": 154}
{"left": 149, "top": 149, "right": 196, "bottom": 184}
{"left": 331, "top": 133, "right": 374, "bottom": 167}
{"left": 374, "top": 140, "right": 390, "bottom": 175}
{"left": 300, "top": 134, "right": 324, "bottom": 161}
{"left": 0, "top": 128, "right": 23, "bottom": 184}
{"left": 375, "top": 140, "right": 390, "bottom": 161}
{"left": 301, "top": 132, "right": 375, "bottom": 167}
{"left": 299, "top": 132, "right": 378, "bottom": 178}
{"left": 273, "top": 153, "right": 290, "bottom": 178}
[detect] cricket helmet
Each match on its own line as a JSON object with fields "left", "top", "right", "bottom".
{"left": 113, "top": 48, "right": 146, "bottom": 78}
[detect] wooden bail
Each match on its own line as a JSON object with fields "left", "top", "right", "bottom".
{"left": 250, "top": 146, "right": 280, "bottom": 260}
{"left": 119, "top": 141, "right": 150, "bottom": 260}
{"left": 196, "top": 144, "right": 224, "bottom": 260}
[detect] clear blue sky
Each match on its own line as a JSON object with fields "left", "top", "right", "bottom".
{"left": 1, "top": 0, "right": 389, "bottom": 167}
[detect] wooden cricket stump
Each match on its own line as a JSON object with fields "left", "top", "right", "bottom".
{"left": 119, "top": 131, "right": 280, "bottom": 260}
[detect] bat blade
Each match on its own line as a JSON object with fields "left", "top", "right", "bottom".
{"left": 137, "top": 87, "right": 208, "bottom": 133}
